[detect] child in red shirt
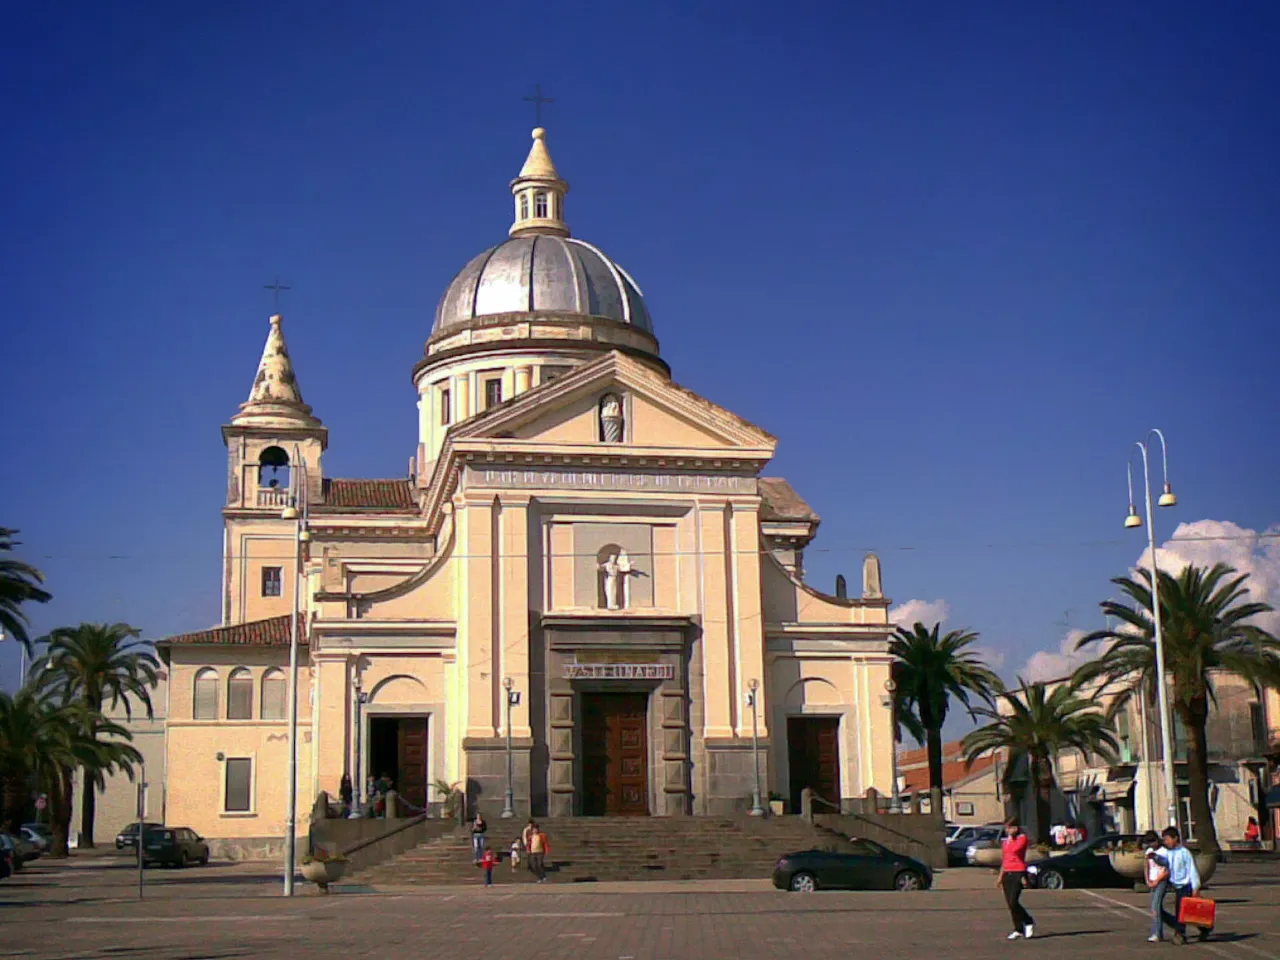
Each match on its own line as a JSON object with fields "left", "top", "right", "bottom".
{"left": 480, "top": 848, "right": 498, "bottom": 886}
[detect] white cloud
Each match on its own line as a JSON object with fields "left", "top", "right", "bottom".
{"left": 1137, "top": 519, "right": 1280, "bottom": 635}
{"left": 1022, "top": 628, "right": 1091, "bottom": 683}
{"left": 1019, "top": 519, "right": 1280, "bottom": 681}
{"left": 889, "top": 598, "right": 951, "bottom": 628}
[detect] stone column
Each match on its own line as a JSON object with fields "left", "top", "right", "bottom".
{"left": 514, "top": 365, "right": 532, "bottom": 395}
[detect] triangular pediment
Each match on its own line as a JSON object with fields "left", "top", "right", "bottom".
{"left": 450, "top": 352, "right": 777, "bottom": 453}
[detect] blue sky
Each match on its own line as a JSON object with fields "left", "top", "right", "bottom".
{"left": 2, "top": 2, "right": 1278, "bottom": 721}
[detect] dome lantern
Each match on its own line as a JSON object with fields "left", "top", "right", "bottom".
{"left": 509, "top": 127, "right": 570, "bottom": 238}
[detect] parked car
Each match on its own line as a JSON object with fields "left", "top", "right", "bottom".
{"left": 948, "top": 826, "right": 1001, "bottom": 866}
{"left": 22, "top": 823, "right": 52, "bottom": 844}
{"left": 140, "top": 827, "right": 210, "bottom": 868}
{"left": 0, "top": 832, "right": 37, "bottom": 869}
{"left": 20, "top": 827, "right": 50, "bottom": 855}
{"left": 1028, "top": 834, "right": 1144, "bottom": 890}
{"left": 115, "top": 821, "right": 165, "bottom": 850}
{"left": 773, "top": 838, "right": 933, "bottom": 892}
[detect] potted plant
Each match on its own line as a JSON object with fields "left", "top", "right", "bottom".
{"left": 434, "top": 779, "right": 464, "bottom": 821}
{"left": 1192, "top": 849, "right": 1218, "bottom": 888}
{"left": 300, "top": 850, "right": 349, "bottom": 893}
{"left": 768, "top": 793, "right": 786, "bottom": 817}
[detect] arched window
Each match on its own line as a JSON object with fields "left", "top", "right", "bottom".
{"left": 258, "top": 446, "right": 290, "bottom": 489}
{"left": 261, "top": 668, "right": 286, "bottom": 720}
{"left": 227, "top": 668, "right": 253, "bottom": 720}
{"left": 519, "top": 194, "right": 529, "bottom": 220}
{"left": 535, "top": 191, "right": 548, "bottom": 218}
{"left": 194, "top": 668, "right": 219, "bottom": 720}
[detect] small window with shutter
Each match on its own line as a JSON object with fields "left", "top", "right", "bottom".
{"left": 261, "top": 668, "right": 286, "bottom": 720}
{"left": 227, "top": 668, "right": 253, "bottom": 720}
{"left": 193, "top": 668, "right": 218, "bottom": 720}
{"left": 224, "top": 758, "right": 253, "bottom": 813}
{"left": 261, "top": 566, "right": 282, "bottom": 597}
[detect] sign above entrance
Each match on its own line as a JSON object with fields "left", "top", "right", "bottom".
{"left": 467, "top": 467, "right": 756, "bottom": 495}
{"left": 565, "top": 662, "right": 675, "bottom": 680}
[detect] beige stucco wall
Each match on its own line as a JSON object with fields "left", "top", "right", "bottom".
{"left": 165, "top": 647, "right": 313, "bottom": 841}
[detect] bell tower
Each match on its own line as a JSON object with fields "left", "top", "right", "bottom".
{"left": 221, "top": 313, "right": 326, "bottom": 624}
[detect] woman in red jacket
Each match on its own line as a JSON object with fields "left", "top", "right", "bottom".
{"left": 996, "top": 819, "right": 1035, "bottom": 940}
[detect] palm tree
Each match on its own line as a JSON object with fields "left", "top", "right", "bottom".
{"left": 962, "top": 680, "right": 1119, "bottom": 843}
{"left": 0, "top": 688, "right": 141, "bottom": 855}
{"left": 890, "top": 622, "right": 1003, "bottom": 815}
{"left": 0, "top": 528, "right": 52, "bottom": 654}
{"left": 1074, "top": 562, "right": 1280, "bottom": 855}
{"left": 38, "top": 623, "right": 159, "bottom": 848}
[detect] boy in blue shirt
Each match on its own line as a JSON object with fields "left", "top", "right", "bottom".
{"left": 1153, "top": 826, "right": 1201, "bottom": 944}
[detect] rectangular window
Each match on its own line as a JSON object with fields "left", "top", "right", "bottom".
{"left": 261, "top": 566, "right": 282, "bottom": 597}
{"left": 483, "top": 377, "right": 503, "bottom": 409}
{"left": 224, "top": 758, "right": 253, "bottom": 813}
{"left": 956, "top": 801, "right": 975, "bottom": 817}
{"left": 1249, "top": 703, "right": 1265, "bottom": 749}
{"left": 440, "top": 388, "right": 451, "bottom": 425}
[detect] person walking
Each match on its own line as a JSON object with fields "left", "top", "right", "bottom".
{"left": 996, "top": 819, "right": 1035, "bottom": 940}
{"left": 528, "top": 823, "right": 549, "bottom": 883}
{"left": 521, "top": 818, "right": 537, "bottom": 876}
{"left": 480, "top": 847, "right": 498, "bottom": 886}
{"left": 1143, "top": 832, "right": 1169, "bottom": 943}
{"left": 471, "top": 813, "right": 488, "bottom": 864}
{"left": 1155, "top": 826, "right": 1201, "bottom": 945}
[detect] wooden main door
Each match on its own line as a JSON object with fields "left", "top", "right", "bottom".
{"left": 788, "top": 716, "right": 841, "bottom": 813}
{"left": 397, "top": 718, "right": 428, "bottom": 810}
{"left": 581, "top": 693, "right": 650, "bottom": 816}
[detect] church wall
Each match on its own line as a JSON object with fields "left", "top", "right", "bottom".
{"left": 628, "top": 394, "right": 735, "bottom": 448}
{"left": 165, "top": 646, "right": 313, "bottom": 852}
{"left": 226, "top": 518, "right": 298, "bottom": 625}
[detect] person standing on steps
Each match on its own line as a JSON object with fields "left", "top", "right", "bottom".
{"left": 996, "top": 819, "right": 1035, "bottom": 940}
{"left": 528, "top": 823, "right": 549, "bottom": 883}
{"left": 471, "top": 813, "right": 488, "bottom": 864}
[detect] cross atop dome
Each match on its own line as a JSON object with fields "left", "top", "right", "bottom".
{"left": 510, "top": 127, "right": 570, "bottom": 238}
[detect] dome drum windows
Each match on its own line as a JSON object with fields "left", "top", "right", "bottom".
{"left": 535, "top": 191, "right": 548, "bottom": 218}
{"left": 519, "top": 193, "right": 530, "bottom": 221}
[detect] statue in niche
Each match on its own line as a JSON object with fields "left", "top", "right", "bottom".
{"left": 862, "top": 552, "right": 883, "bottom": 599}
{"left": 600, "top": 393, "right": 624, "bottom": 442}
{"left": 599, "top": 548, "right": 648, "bottom": 609}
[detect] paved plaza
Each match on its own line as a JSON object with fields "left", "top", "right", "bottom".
{"left": 2, "top": 856, "right": 1278, "bottom": 960}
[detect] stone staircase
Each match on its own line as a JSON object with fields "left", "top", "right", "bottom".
{"left": 351, "top": 816, "right": 849, "bottom": 886}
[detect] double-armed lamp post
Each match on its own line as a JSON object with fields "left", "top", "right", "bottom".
{"left": 1124, "top": 429, "right": 1178, "bottom": 830}
{"left": 746, "top": 678, "right": 764, "bottom": 817}
{"left": 502, "top": 677, "right": 520, "bottom": 819}
{"left": 281, "top": 448, "right": 310, "bottom": 896}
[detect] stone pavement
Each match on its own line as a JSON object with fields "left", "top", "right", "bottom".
{"left": 2, "top": 856, "right": 1277, "bottom": 960}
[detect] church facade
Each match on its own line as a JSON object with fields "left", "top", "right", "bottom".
{"left": 159, "top": 128, "right": 897, "bottom": 849}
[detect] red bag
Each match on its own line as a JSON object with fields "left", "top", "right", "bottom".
{"left": 1178, "top": 896, "right": 1216, "bottom": 929}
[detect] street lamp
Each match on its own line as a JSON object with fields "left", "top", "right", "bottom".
{"left": 884, "top": 677, "right": 903, "bottom": 814}
{"left": 746, "top": 679, "right": 765, "bottom": 817}
{"left": 501, "top": 677, "right": 518, "bottom": 819}
{"left": 281, "top": 448, "right": 309, "bottom": 896}
{"left": 352, "top": 660, "right": 368, "bottom": 814}
{"left": 1125, "top": 429, "right": 1178, "bottom": 830}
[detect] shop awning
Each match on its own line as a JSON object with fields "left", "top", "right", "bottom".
{"left": 1097, "top": 779, "right": 1135, "bottom": 801}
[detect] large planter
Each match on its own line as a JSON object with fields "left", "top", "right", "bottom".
{"left": 1194, "top": 852, "right": 1218, "bottom": 888}
{"left": 973, "top": 846, "right": 1003, "bottom": 868}
{"left": 1109, "top": 850, "right": 1147, "bottom": 880}
{"left": 301, "top": 859, "right": 346, "bottom": 893}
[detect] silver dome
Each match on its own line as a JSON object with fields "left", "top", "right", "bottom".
{"left": 433, "top": 235, "right": 653, "bottom": 335}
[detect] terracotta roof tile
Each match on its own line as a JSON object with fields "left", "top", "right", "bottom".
{"left": 321, "top": 478, "right": 416, "bottom": 512}
{"left": 758, "top": 477, "right": 820, "bottom": 523}
{"left": 158, "top": 615, "right": 306, "bottom": 647}
{"left": 897, "top": 740, "right": 996, "bottom": 792}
